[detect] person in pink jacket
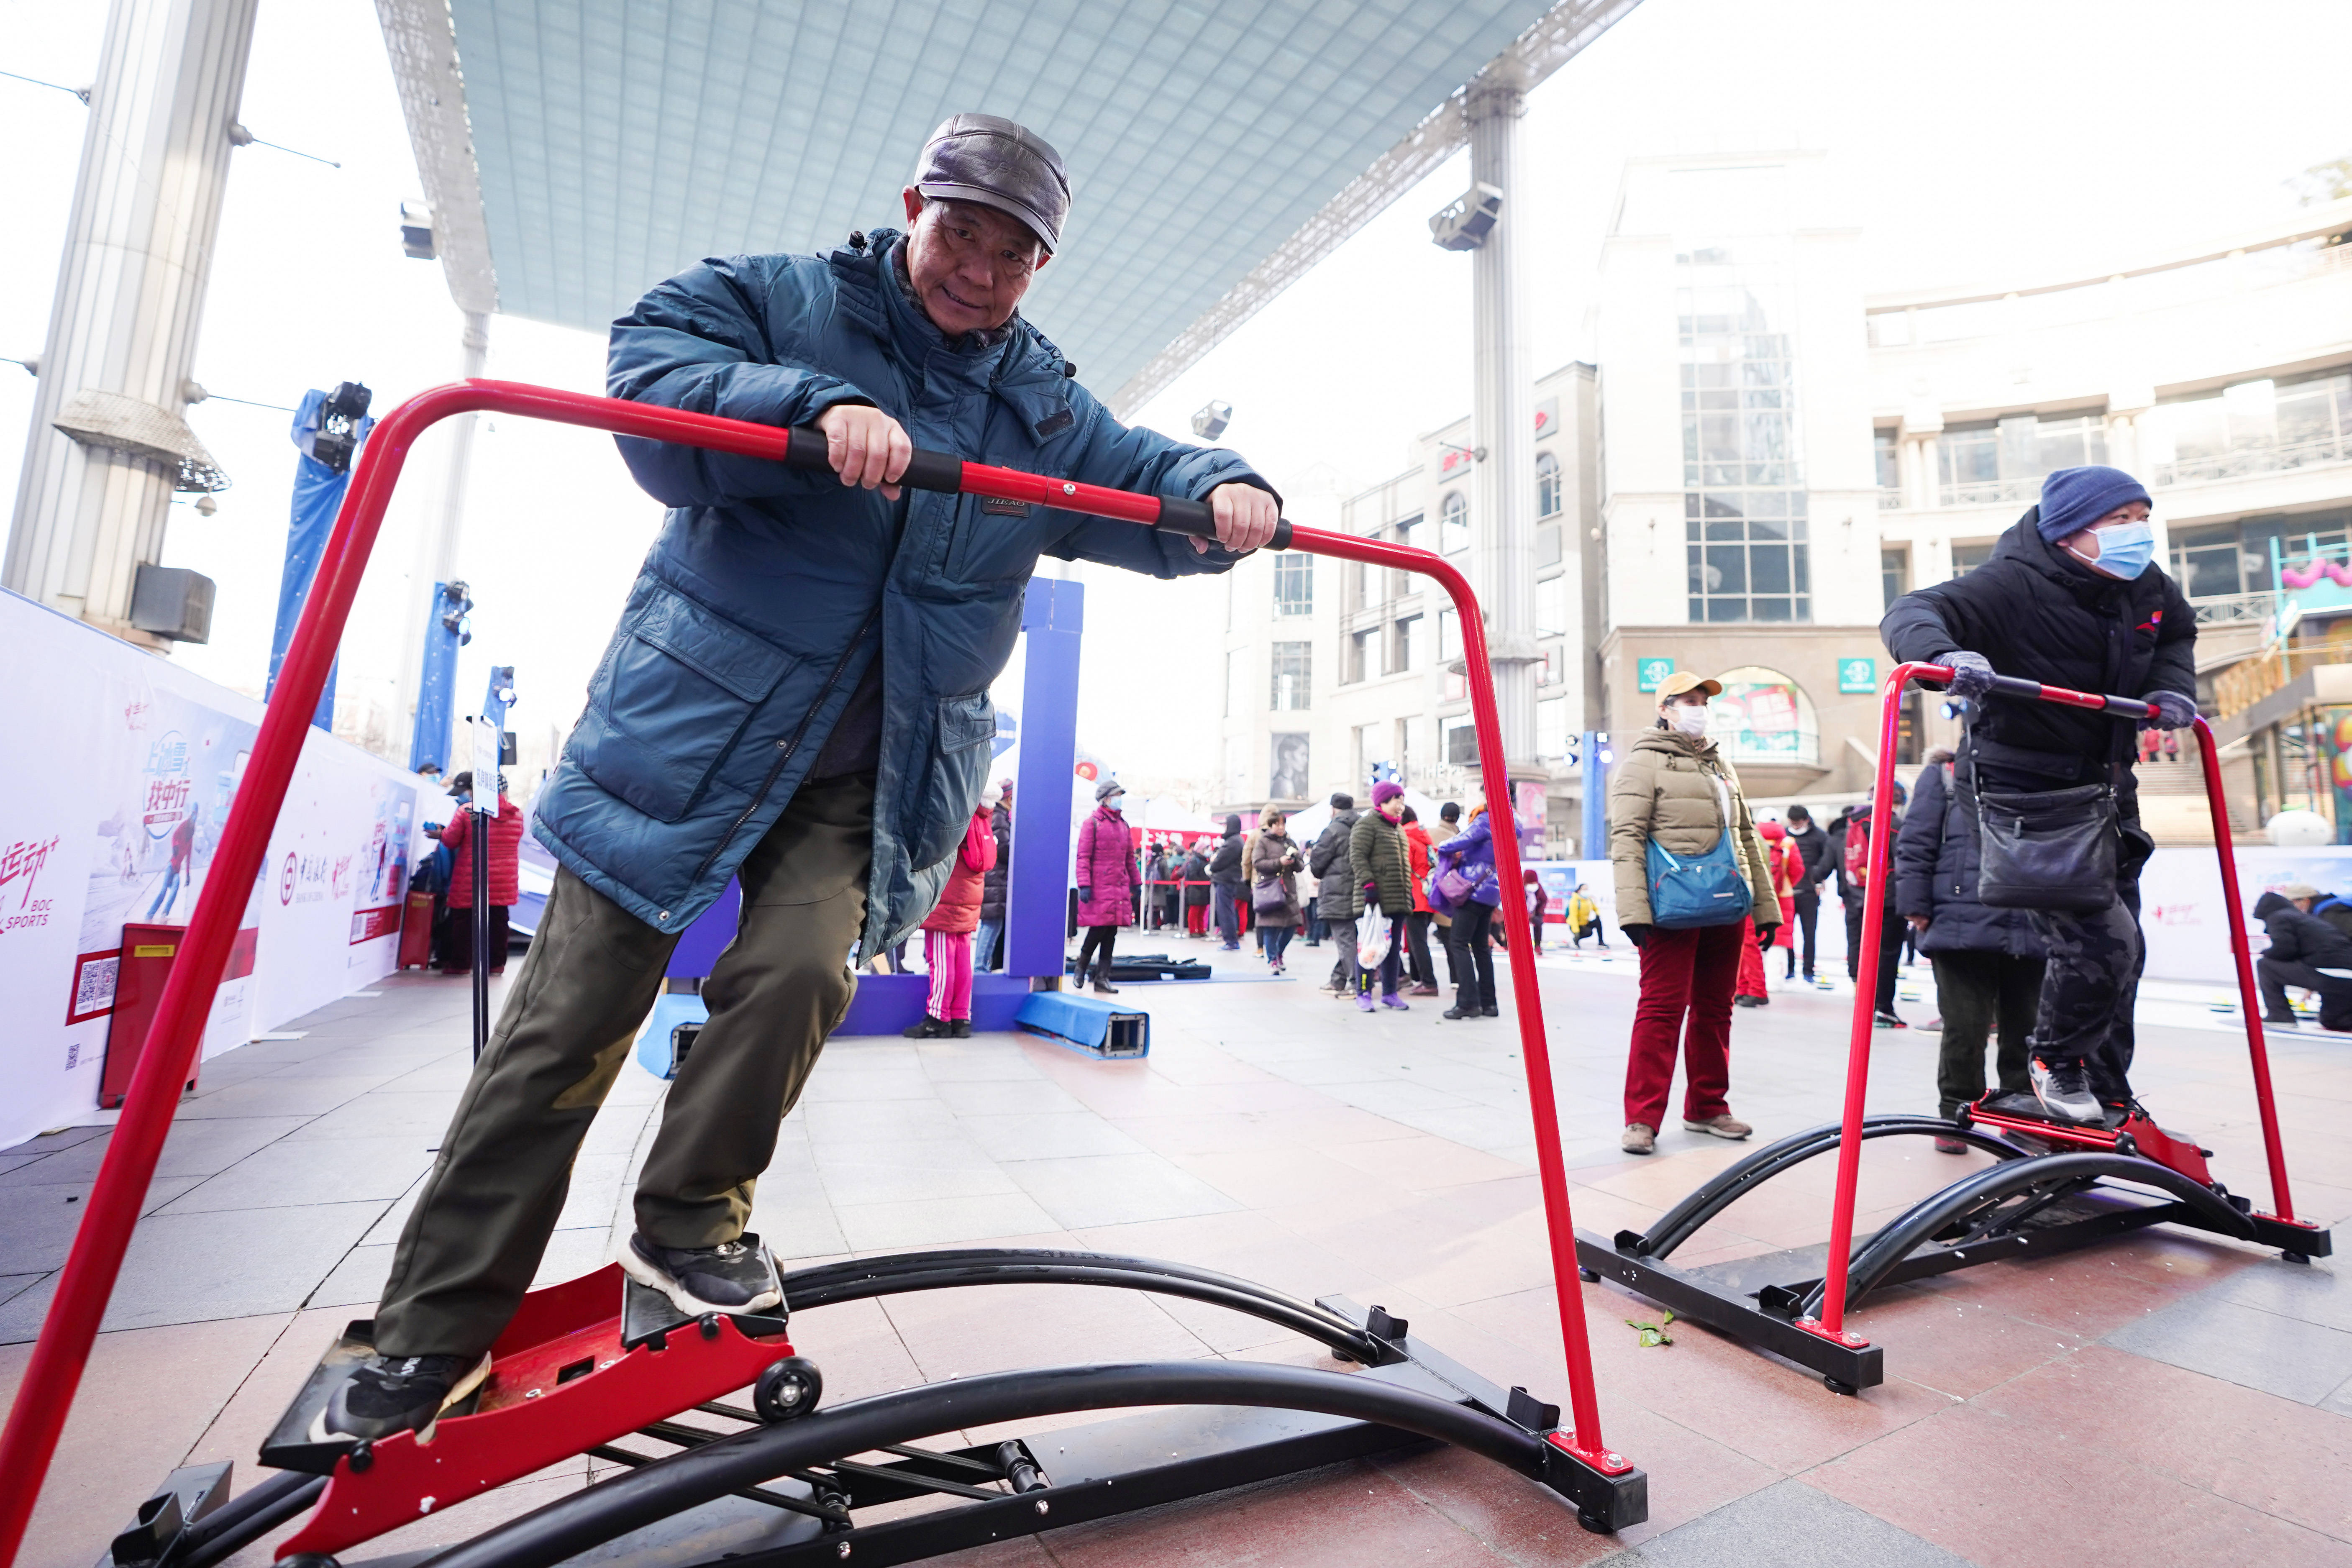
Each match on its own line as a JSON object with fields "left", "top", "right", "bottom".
{"left": 1072, "top": 778, "right": 1136, "bottom": 994}
{"left": 906, "top": 782, "right": 1003, "bottom": 1038}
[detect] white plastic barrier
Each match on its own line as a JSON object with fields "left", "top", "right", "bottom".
{"left": 0, "top": 589, "right": 429, "bottom": 1149}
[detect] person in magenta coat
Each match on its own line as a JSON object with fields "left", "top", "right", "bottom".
{"left": 907, "top": 781, "right": 1002, "bottom": 1038}
{"left": 1072, "top": 778, "right": 1136, "bottom": 994}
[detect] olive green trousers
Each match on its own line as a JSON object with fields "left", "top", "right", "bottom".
{"left": 373, "top": 774, "right": 872, "bottom": 1358}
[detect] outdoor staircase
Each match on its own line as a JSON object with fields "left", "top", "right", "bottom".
{"left": 2135, "top": 749, "right": 2250, "bottom": 845}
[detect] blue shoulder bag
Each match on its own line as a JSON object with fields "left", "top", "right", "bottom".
{"left": 1644, "top": 775, "right": 1754, "bottom": 929}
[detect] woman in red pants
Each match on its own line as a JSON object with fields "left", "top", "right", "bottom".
{"left": 1606, "top": 673, "right": 1778, "bottom": 1155}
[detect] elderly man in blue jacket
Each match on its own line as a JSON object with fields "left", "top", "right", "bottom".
{"left": 323, "top": 115, "right": 1278, "bottom": 1442}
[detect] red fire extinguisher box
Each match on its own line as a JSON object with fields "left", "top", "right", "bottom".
{"left": 101, "top": 923, "right": 203, "bottom": 1111}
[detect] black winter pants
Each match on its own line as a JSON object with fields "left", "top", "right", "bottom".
{"left": 2257, "top": 958, "right": 2352, "bottom": 1030}
{"left": 2027, "top": 876, "right": 2142, "bottom": 1104}
{"left": 1845, "top": 902, "right": 1901, "bottom": 1015}
{"left": 1447, "top": 902, "right": 1498, "bottom": 1013}
{"left": 1930, "top": 950, "right": 2044, "bottom": 1118}
{"left": 1404, "top": 911, "right": 1437, "bottom": 986}
{"left": 1075, "top": 924, "right": 1119, "bottom": 985}
{"left": 1793, "top": 892, "right": 1819, "bottom": 978}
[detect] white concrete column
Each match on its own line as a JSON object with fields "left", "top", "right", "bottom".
{"left": 395, "top": 310, "right": 490, "bottom": 742}
{"left": 1466, "top": 64, "right": 1539, "bottom": 763}
{"left": 3, "top": 0, "right": 260, "bottom": 643}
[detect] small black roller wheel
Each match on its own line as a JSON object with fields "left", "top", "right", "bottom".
{"left": 1578, "top": 1512, "right": 1614, "bottom": 1535}
{"left": 1823, "top": 1376, "right": 1858, "bottom": 1396}
{"left": 2285, "top": 1251, "right": 2312, "bottom": 1266}
{"left": 754, "top": 1355, "right": 823, "bottom": 1422}
{"left": 281, "top": 1557, "right": 341, "bottom": 1568}
{"left": 1578, "top": 1266, "right": 1600, "bottom": 1283}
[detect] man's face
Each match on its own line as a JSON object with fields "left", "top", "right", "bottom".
{"left": 2295, "top": 896, "right": 2318, "bottom": 913}
{"left": 2062, "top": 500, "right": 2152, "bottom": 564}
{"left": 899, "top": 190, "right": 1049, "bottom": 336}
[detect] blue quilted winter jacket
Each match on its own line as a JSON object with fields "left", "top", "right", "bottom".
{"left": 531, "top": 229, "right": 1268, "bottom": 957}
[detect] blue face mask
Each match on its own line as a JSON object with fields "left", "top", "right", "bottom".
{"left": 2077, "top": 518, "right": 2155, "bottom": 579}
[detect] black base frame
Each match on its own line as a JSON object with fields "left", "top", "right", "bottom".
{"left": 1574, "top": 1115, "right": 2332, "bottom": 1392}
{"left": 115, "top": 1249, "right": 1644, "bottom": 1568}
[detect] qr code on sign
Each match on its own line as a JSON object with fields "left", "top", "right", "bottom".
{"left": 75, "top": 956, "right": 118, "bottom": 1015}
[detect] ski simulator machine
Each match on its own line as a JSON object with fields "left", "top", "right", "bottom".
{"left": 1577, "top": 663, "right": 2332, "bottom": 1394}
{"left": 0, "top": 382, "right": 1647, "bottom": 1568}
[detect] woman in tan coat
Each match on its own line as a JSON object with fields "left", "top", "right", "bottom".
{"left": 1608, "top": 672, "right": 1778, "bottom": 1155}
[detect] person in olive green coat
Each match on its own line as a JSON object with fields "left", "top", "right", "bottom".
{"left": 1348, "top": 781, "right": 1417, "bottom": 1012}
{"left": 1607, "top": 672, "right": 1777, "bottom": 1155}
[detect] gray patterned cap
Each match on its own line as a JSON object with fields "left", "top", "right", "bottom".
{"left": 912, "top": 113, "right": 1070, "bottom": 253}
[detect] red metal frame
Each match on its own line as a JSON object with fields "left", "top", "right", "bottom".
{"left": 0, "top": 380, "right": 1624, "bottom": 1563}
{"left": 1808, "top": 662, "right": 2313, "bottom": 1342}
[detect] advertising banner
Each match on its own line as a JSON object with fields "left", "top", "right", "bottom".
{"left": 0, "top": 590, "right": 425, "bottom": 1148}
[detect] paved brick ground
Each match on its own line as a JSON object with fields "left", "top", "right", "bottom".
{"left": 3, "top": 936, "right": 2347, "bottom": 1565}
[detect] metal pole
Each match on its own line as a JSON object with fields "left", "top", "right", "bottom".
{"left": 2195, "top": 714, "right": 2301, "bottom": 1223}
{"left": 1808, "top": 664, "right": 1915, "bottom": 1343}
{"left": 471, "top": 789, "right": 490, "bottom": 1060}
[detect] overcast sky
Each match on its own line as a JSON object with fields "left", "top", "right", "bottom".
{"left": 3, "top": 0, "right": 2347, "bottom": 784}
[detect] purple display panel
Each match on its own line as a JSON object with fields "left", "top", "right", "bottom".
{"left": 1005, "top": 577, "right": 1084, "bottom": 979}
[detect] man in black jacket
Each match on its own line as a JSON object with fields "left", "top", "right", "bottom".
{"left": 1785, "top": 804, "right": 1829, "bottom": 982}
{"left": 1310, "top": 793, "right": 1362, "bottom": 993}
{"left": 1209, "top": 813, "right": 1246, "bottom": 949}
{"left": 2253, "top": 885, "right": 2352, "bottom": 1030}
{"left": 1882, "top": 466, "right": 2196, "bottom": 1125}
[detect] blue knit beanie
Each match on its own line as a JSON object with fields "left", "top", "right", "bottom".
{"left": 2037, "top": 465, "right": 2150, "bottom": 543}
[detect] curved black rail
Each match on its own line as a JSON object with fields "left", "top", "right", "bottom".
{"left": 1630, "top": 1117, "right": 2027, "bottom": 1260}
{"left": 779, "top": 1248, "right": 1386, "bottom": 1362}
{"left": 1794, "top": 1150, "right": 2255, "bottom": 1318}
{"left": 420, "top": 1361, "right": 1551, "bottom": 1568}
{"left": 175, "top": 1472, "right": 328, "bottom": 1568}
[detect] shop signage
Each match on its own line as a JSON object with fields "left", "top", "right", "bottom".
{"left": 1636, "top": 657, "right": 1674, "bottom": 693}
{"left": 1838, "top": 657, "right": 1877, "bottom": 694}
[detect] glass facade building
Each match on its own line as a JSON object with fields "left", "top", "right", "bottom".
{"left": 1679, "top": 261, "right": 1810, "bottom": 623}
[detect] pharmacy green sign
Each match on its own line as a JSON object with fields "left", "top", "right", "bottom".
{"left": 1637, "top": 657, "right": 1675, "bottom": 693}
{"left": 1838, "top": 657, "right": 1877, "bottom": 694}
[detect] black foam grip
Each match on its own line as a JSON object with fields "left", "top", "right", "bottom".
{"left": 779, "top": 426, "right": 963, "bottom": 494}
{"left": 900, "top": 448, "right": 964, "bottom": 494}
{"left": 782, "top": 426, "right": 832, "bottom": 471}
{"left": 1158, "top": 495, "right": 1216, "bottom": 538}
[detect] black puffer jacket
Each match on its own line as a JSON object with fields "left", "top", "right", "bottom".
{"left": 1881, "top": 512, "right": 2195, "bottom": 795}
{"left": 1893, "top": 760, "right": 2047, "bottom": 959}
{"left": 978, "top": 803, "right": 1012, "bottom": 922}
{"left": 1209, "top": 815, "right": 1245, "bottom": 887}
{"left": 2252, "top": 891, "right": 2352, "bottom": 969}
{"left": 1788, "top": 822, "right": 1831, "bottom": 895}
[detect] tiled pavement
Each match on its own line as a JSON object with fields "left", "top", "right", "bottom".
{"left": 3, "top": 940, "right": 2349, "bottom": 1566}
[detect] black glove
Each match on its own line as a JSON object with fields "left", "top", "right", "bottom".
{"left": 1937, "top": 650, "right": 1995, "bottom": 701}
{"left": 1622, "top": 923, "right": 1650, "bottom": 949}
{"left": 2142, "top": 690, "right": 2197, "bottom": 731}
{"left": 1077, "top": 886, "right": 1092, "bottom": 904}
{"left": 1755, "top": 924, "right": 1778, "bottom": 948}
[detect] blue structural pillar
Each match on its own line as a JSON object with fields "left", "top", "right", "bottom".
{"left": 269, "top": 387, "right": 371, "bottom": 731}
{"left": 408, "top": 580, "right": 471, "bottom": 773}
{"left": 1581, "top": 730, "right": 1608, "bottom": 858}
{"left": 1006, "top": 577, "right": 1084, "bottom": 981}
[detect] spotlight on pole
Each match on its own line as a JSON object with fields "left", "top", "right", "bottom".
{"left": 1428, "top": 183, "right": 1503, "bottom": 251}
{"left": 1191, "top": 400, "right": 1232, "bottom": 441}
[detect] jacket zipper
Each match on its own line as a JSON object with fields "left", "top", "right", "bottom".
{"left": 684, "top": 605, "right": 883, "bottom": 892}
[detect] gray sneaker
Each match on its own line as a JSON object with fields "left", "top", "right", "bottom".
{"left": 621, "top": 1232, "right": 783, "bottom": 1318}
{"left": 311, "top": 1350, "right": 492, "bottom": 1443}
{"left": 1620, "top": 1123, "right": 1656, "bottom": 1155}
{"left": 1683, "top": 1114, "right": 1753, "bottom": 1140}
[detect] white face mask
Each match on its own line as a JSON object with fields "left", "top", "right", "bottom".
{"left": 1668, "top": 704, "right": 1709, "bottom": 738}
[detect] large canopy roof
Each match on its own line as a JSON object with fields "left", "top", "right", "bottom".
{"left": 379, "top": 0, "right": 1635, "bottom": 412}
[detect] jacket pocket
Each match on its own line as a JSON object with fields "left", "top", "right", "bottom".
{"left": 574, "top": 584, "right": 798, "bottom": 823}
{"left": 906, "top": 692, "right": 996, "bottom": 869}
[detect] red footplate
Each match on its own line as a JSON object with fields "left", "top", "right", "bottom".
{"left": 272, "top": 1266, "right": 792, "bottom": 1560}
